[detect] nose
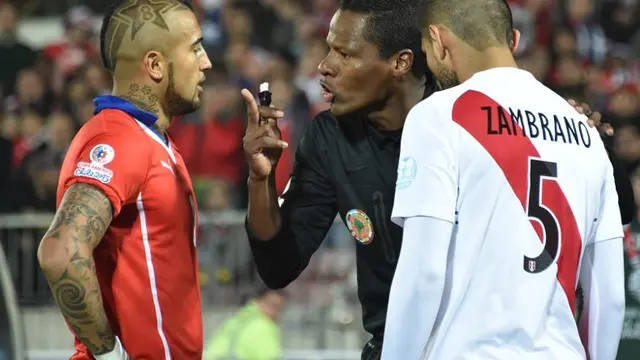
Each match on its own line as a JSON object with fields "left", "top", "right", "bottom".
{"left": 201, "top": 52, "right": 213, "bottom": 71}
{"left": 317, "top": 53, "right": 336, "bottom": 78}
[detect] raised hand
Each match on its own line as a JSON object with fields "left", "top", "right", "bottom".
{"left": 241, "top": 89, "right": 288, "bottom": 181}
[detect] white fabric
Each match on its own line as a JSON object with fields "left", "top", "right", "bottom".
{"left": 578, "top": 239, "right": 626, "bottom": 360}
{"left": 382, "top": 216, "right": 454, "bottom": 359}
{"left": 389, "top": 67, "right": 625, "bottom": 359}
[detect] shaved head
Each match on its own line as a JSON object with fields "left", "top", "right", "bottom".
{"left": 98, "top": 0, "right": 211, "bottom": 123}
{"left": 423, "top": 0, "right": 513, "bottom": 50}
{"left": 100, "top": 0, "right": 193, "bottom": 72}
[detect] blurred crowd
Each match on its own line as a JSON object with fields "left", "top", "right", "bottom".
{"left": 0, "top": 0, "right": 638, "bottom": 215}
{"left": 0, "top": 0, "right": 637, "bottom": 355}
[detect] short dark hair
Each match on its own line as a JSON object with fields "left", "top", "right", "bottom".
{"left": 99, "top": 0, "right": 194, "bottom": 72}
{"left": 339, "top": 0, "right": 427, "bottom": 79}
{"left": 423, "top": 0, "right": 513, "bottom": 51}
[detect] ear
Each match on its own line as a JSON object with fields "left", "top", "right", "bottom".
{"left": 510, "top": 29, "right": 521, "bottom": 53}
{"left": 429, "top": 25, "right": 446, "bottom": 62}
{"left": 392, "top": 49, "right": 414, "bottom": 77}
{"left": 144, "top": 51, "right": 164, "bottom": 82}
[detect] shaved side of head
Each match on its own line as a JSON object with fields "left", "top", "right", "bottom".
{"left": 100, "top": 0, "right": 192, "bottom": 72}
{"left": 423, "top": 0, "right": 513, "bottom": 51}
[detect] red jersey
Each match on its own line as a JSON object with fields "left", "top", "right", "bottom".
{"left": 57, "top": 96, "right": 203, "bottom": 359}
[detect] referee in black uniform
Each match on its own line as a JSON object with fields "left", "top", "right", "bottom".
{"left": 240, "top": 1, "right": 635, "bottom": 359}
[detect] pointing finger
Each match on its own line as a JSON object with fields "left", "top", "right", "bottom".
{"left": 241, "top": 89, "right": 259, "bottom": 127}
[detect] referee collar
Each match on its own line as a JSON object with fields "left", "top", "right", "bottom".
{"left": 93, "top": 95, "right": 158, "bottom": 127}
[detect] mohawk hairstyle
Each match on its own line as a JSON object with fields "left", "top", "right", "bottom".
{"left": 423, "top": 0, "right": 514, "bottom": 51}
{"left": 99, "top": 0, "right": 194, "bottom": 72}
{"left": 338, "top": 0, "right": 427, "bottom": 79}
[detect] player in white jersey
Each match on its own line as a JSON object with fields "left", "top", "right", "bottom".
{"left": 381, "top": 0, "right": 626, "bottom": 359}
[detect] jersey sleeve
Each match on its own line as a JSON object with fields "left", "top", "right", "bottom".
{"left": 391, "top": 98, "right": 459, "bottom": 226}
{"left": 591, "top": 160, "right": 624, "bottom": 244}
{"left": 246, "top": 113, "right": 338, "bottom": 289}
{"left": 59, "top": 124, "right": 149, "bottom": 216}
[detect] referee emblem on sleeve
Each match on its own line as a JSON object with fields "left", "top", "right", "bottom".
{"left": 346, "top": 209, "right": 374, "bottom": 245}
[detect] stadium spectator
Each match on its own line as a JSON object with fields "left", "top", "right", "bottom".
{"left": 0, "top": 3, "right": 37, "bottom": 98}
{"left": 0, "top": 0, "right": 638, "bottom": 357}
{"left": 42, "top": 6, "right": 97, "bottom": 77}
{"left": 204, "top": 286, "right": 287, "bottom": 360}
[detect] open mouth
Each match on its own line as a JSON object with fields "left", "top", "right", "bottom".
{"left": 197, "top": 77, "right": 206, "bottom": 92}
{"left": 319, "top": 80, "right": 335, "bottom": 103}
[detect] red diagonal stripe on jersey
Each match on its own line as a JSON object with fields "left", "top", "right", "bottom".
{"left": 451, "top": 90, "right": 582, "bottom": 312}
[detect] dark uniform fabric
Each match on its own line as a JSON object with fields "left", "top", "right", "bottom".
{"left": 247, "top": 109, "right": 403, "bottom": 341}
{"left": 618, "top": 222, "right": 640, "bottom": 359}
{"left": 247, "top": 107, "right": 636, "bottom": 354}
{"left": 361, "top": 338, "right": 382, "bottom": 360}
{"left": 606, "top": 146, "right": 635, "bottom": 225}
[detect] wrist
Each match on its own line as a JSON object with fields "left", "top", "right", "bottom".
{"left": 248, "top": 173, "right": 268, "bottom": 183}
{"left": 248, "top": 171, "right": 275, "bottom": 185}
{"left": 94, "top": 337, "right": 128, "bottom": 360}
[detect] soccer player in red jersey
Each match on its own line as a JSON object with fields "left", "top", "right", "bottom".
{"left": 37, "top": 0, "right": 212, "bottom": 359}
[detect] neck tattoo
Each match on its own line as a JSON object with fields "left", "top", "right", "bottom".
{"left": 121, "top": 84, "right": 160, "bottom": 115}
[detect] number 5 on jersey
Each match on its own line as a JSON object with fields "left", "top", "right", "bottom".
{"left": 525, "top": 158, "right": 560, "bottom": 273}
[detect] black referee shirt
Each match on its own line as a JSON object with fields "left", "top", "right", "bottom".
{"left": 247, "top": 109, "right": 404, "bottom": 340}
{"left": 247, "top": 109, "right": 635, "bottom": 342}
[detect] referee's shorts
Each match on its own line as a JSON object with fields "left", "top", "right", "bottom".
{"left": 361, "top": 338, "right": 382, "bottom": 360}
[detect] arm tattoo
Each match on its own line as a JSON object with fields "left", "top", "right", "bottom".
{"left": 41, "top": 183, "right": 115, "bottom": 355}
{"left": 105, "top": 0, "right": 190, "bottom": 70}
{"left": 121, "top": 84, "right": 161, "bottom": 115}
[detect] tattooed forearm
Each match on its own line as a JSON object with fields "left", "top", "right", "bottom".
{"left": 121, "top": 83, "right": 160, "bottom": 114}
{"left": 38, "top": 183, "right": 115, "bottom": 355}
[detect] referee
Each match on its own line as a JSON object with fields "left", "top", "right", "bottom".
{"left": 241, "top": 0, "right": 635, "bottom": 358}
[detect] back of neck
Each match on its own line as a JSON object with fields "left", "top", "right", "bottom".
{"left": 457, "top": 47, "right": 518, "bottom": 83}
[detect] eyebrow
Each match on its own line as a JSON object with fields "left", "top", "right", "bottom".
{"left": 191, "top": 37, "right": 203, "bottom": 47}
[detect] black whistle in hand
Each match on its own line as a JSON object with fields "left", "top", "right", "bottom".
{"left": 258, "top": 82, "right": 271, "bottom": 125}
{"left": 258, "top": 82, "right": 272, "bottom": 107}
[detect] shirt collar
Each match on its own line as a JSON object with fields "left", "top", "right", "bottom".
{"left": 93, "top": 95, "right": 158, "bottom": 127}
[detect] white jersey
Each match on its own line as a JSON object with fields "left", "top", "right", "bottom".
{"left": 391, "top": 68, "right": 624, "bottom": 359}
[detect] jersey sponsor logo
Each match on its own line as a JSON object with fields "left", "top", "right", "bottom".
{"left": 396, "top": 157, "right": 417, "bottom": 190}
{"left": 74, "top": 144, "right": 115, "bottom": 183}
{"left": 89, "top": 144, "right": 115, "bottom": 165}
{"left": 345, "top": 209, "right": 374, "bottom": 245}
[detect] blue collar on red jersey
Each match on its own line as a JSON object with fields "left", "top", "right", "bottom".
{"left": 93, "top": 95, "right": 167, "bottom": 144}
{"left": 93, "top": 95, "right": 158, "bottom": 126}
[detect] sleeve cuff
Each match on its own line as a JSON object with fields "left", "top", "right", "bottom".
{"left": 63, "top": 177, "right": 124, "bottom": 217}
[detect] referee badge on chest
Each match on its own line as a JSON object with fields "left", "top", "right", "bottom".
{"left": 346, "top": 209, "right": 374, "bottom": 245}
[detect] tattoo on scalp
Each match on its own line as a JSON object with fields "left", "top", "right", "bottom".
{"left": 105, "top": 0, "right": 190, "bottom": 69}
{"left": 43, "top": 183, "right": 115, "bottom": 355}
{"left": 122, "top": 84, "right": 161, "bottom": 114}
